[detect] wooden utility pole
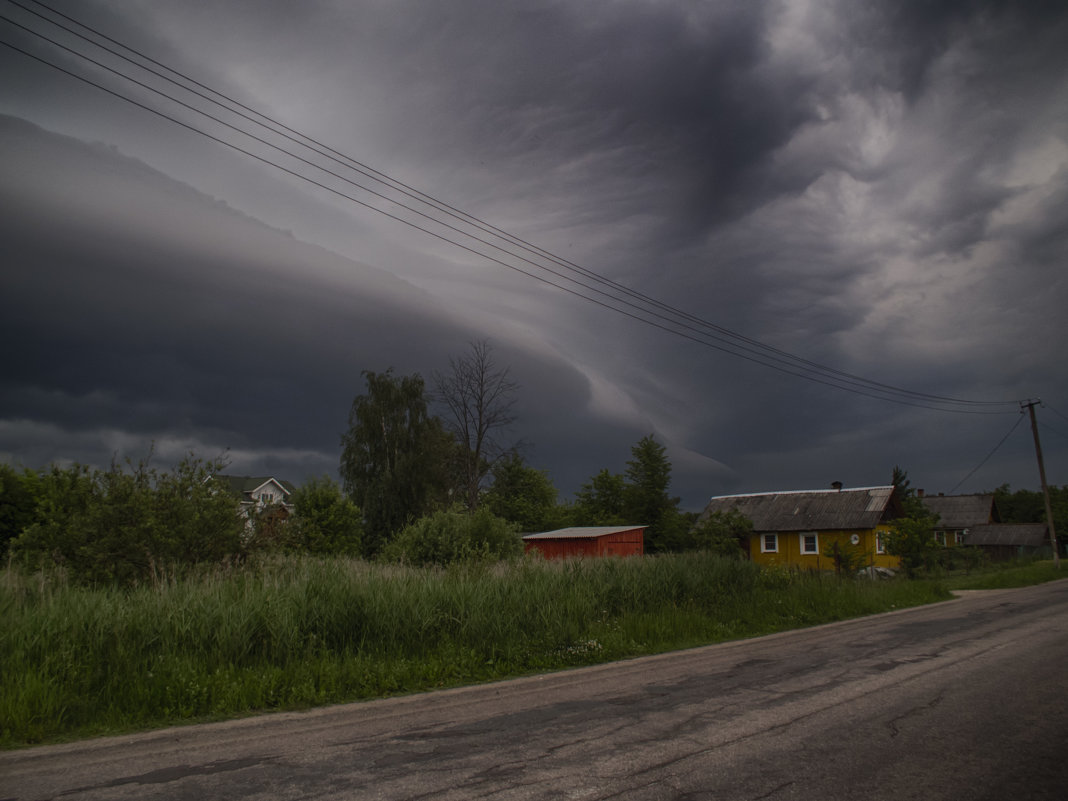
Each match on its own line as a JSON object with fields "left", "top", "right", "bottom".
{"left": 1023, "top": 400, "right": 1059, "bottom": 568}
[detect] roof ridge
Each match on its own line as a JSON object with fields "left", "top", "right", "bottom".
{"left": 708, "top": 485, "right": 894, "bottom": 501}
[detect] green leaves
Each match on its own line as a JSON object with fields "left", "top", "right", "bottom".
{"left": 288, "top": 476, "right": 363, "bottom": 556}
{"left": 340, "top": 369, "right": 456, "bottom": 552}
{"left": 9, "top": 455, "right": 244, "bottom": 586}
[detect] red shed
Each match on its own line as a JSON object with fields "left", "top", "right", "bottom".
{"left": 522, "top": 526, "right": 646, "bottom": 559}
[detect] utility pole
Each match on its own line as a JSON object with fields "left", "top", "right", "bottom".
{"left": 1022, "top": 399, "right": 1059, "bottom": 568}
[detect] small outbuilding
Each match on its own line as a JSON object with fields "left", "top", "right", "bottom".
{"left": 522, "top": 526, "right": 646, "bottom": 559}
{"left": 965, "top": 523, "right": 1051, "bottom": 561}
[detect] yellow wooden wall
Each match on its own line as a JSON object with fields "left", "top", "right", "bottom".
{"left": 748, "top": 526, "right": 900, "bottom": 571}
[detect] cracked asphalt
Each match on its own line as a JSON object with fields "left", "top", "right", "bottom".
{"left": 4, "top": 580, "right": 1068, "bottom": 800}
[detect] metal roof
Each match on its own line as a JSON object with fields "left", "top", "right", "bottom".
{"left": 921, "top": 494, "right": 995, "bottom": 528}
{"left": 699, "top": 486, "right": 899, "bottom": 532}
{"left": 522, "top": 526, "right": 646, "bottom": 541}
{"left": 965, "top": 523, "right": 1048, "bottom": 547}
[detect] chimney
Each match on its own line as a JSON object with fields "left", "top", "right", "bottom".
{"left": 917, "top": 488, "right": 925, "bottom": 498}
{"left": 831, "top": 481, "right": 843, "bottom": 491}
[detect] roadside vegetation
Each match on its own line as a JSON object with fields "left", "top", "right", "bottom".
{"left": 934, "top": 559, "right": 1064, "bottom": 590}
{"left": 0, "top": 552, "right": 950, "bottom": 748}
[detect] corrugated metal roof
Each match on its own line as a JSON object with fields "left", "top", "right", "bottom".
{"left": 699, "top": 486, "right": 898, "bottom": 532}
{"left": 921, "top": 494, "right": 995, "bottom": 528}
{"left": 965, "top": 523, "right": 1048, "bottom": 547}
{"left": 522, "top": 526, "right": 647, "bottom": 541}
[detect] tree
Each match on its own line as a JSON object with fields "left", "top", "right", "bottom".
{"left": 483, "top": 453, "right": 565, "bottom": 532}
{"left": 340, "top": 369, "right": 455, "bottom": 553}
{"left": 0, "top": 464, "right": 41, "bottom": 557}
{"left": 572, "top": 468, "right": 627, "bottom": 525}
{"left": 891, "top": 465, "right": 925, "bottom": 518}
{"left": 623, "top": 435, "right": 684, "bottom": 553}
{"left": 686, "top": 509, "right": 752, "bottom": 557}
{"left": 288, "top": 476, "right": 363, "bottom": 556}
{"left": 885, "top": 514, "right": 941, "bottom": 578}
{"left": 434, "top": 341, "right": 519, "bottom": 511}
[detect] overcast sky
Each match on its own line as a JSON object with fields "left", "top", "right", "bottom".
{"left": 2, "top": 0, "right": 1067, "bottom": 511}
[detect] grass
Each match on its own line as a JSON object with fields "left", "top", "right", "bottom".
{"left": 934, "top": 559, "right": 1065, "bottom": 590}
{"left": 0, "top": 553, "right": 952, "bottom": 747}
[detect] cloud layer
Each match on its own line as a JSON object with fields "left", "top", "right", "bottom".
{"left": 2, "top": 0, "right": 1067, "bottom": 508}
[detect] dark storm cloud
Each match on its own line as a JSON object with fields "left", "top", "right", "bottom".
{"left": 2, "top": 0, "right": 1067, "bottom": 506}
{"left": 0, "top": 115, "right": 610, "bottom": 485}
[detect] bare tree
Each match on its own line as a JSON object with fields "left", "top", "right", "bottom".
{"left": 434, "top": 341, "right": 520, "bottom": 511}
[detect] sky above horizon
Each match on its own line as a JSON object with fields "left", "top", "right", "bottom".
{"left": 2, "top": 0, "right": 1067, "bottom": 511}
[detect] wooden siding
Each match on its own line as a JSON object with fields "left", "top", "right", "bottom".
{"left": 524, "top": 527, "right": 644, "bottom": 559}
{"left": 748, "top": 526, "right": 900, "bottom": 570}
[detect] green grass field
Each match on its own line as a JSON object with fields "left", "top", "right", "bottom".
{"left": 0, "top": 553, "right": 958, "bottom": 747}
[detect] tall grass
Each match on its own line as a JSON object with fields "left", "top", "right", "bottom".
{"left": 0, "top": 554, "right": 948, "bottom": 747}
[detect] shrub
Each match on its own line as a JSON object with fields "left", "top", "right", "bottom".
{"left": 287, "top": 476, "right": 363, "bottom": 556}
{"left": 884, "top": 515, "right": 940, "bottom": 578}
{"left": 822, "top": 539, "right": 867, "bottom": 578}
{"left": 380, "top": 508, "right": 522, "bottom": 566}
{"left": 10, "top": 455, "right": 244, "bottom": 585}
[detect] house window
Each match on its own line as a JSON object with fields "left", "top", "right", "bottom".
{"left": 954, "top": 530, "right": 965, "bottom": 545}
{"left": 876, "top": 533, "right": 886, "bottom": 554}
{"left": 761, "top": 534, "right": 778, "bottom": 553}
{"left": 800, "top": 532, "right": 818, "bottom": 555}
{"left": 935, "top": 531, "right": 946, "bottom": 546}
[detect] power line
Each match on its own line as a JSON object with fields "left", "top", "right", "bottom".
{"left": 5, "top": 1, "right": 1021, "bottom": 412}
{"left": 0, "top": 1, "right": 1027, "bottom": 414}
{"left": 947, "top": 412, "right": 1026, "bottom": 495}
{"left": 1042, "top": 402, "right": 1068, "bottom": 427}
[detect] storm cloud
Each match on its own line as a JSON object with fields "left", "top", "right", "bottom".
{"left": 2, "top": 0, "right": 1066, "bottom": 508}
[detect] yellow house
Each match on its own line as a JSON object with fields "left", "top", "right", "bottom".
{"left": 698, "top": 484, "right": 904, "bottom": 571}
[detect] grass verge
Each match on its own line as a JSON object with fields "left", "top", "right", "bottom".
{"left": 934, "top": 559, "right": 1065, "bottom": 591}
{"left": 1, "top": 553, "right": 949, "bottom": 747}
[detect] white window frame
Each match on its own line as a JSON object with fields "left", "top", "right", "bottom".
{"left": 761, "top": 533, "right": 779, "bottom": 553}
{"left": 876, "top": 532, "right": 886, "bottom": 554}
{"left": 954, "top": 530, "right": 965, "bottom": 545}
{"left": 800, "top": 532, "right": 819, "bottom": 555}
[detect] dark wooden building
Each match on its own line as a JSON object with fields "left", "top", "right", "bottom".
{"left": 522, "top": 526, "right": 646, "bottom": 559}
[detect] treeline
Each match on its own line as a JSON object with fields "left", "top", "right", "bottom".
{"left": 336, "top": 341, "right": 748, "bottom": 557}
{"left": 0, "top": 343, "right": 751, "bottom": 585}
{"left": 992, "top": 483, "right": 1068, "bottom": 534}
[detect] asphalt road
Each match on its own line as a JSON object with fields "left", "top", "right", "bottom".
{"left": 4, "top": 580, "right": 1068, "bottom": 801}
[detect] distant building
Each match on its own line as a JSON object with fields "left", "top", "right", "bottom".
{"left": 522, "top": 526, "right": 646, "bottom": 559}
{"left": 919, "top": 492, "right": 996, "bottom": 546}
{"left": 963, "top": 523, "right": 1051, "bottom": 560}
{"left": 919, "top": 491, "right": 1052, "bottom": 559}
{"left": 217, "top": 475, "right": 296, "bottom": 526}
{"left": 698, "top": 485, "right": 903, "bottom": 570}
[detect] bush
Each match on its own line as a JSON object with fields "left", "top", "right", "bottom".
{"left": 286, "top": 476, "right": 363, "bottom": 556}
{"left": 822, "top": 540, "right": 867, "bottom": 578}
{"left": 884, "top": 515, "right": 941, "bottom": 578}
{"left": 10, "top": 455, "right": 244, "bottom": 585}
{"left": 380, "top": 508, "right": 522, "bottom": 566}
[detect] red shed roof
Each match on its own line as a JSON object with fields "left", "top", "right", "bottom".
{"left": 522, "top": 525, "right": 646, "bottom": 541}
